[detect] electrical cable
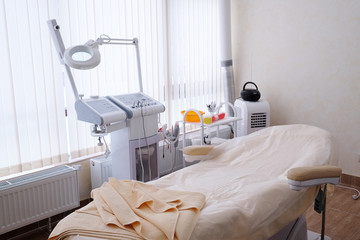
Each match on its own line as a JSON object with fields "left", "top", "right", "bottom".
{"left": 285, "top": 217, "right": 300, "bottom": 240}
{"left": 161, "top": 122, "right": 180, "bottom": 145}
{"left": 170, "top": 146, "right": 177, "bottom": 173}
{"left": 138, "top": 135, "right": 145, "bottom": 181}
{"left": 136, "top": 107, "right": 145, "bottom": 182}
{"left": 163, "top": 144, "right": 165, "bottom": 158}
{"left": 162, "top": 133, "right": 180, "bottom": 145}
{"left": 102, "top": 137, "right": 111, "bottom": 159}
{"left": 140, "top": 102, "right": 151, "bottom": 181}
{"left": 158, "top": 121, "right": 180, "bottom": 173}
{"left": 337, "top": 184, "right": 360, "bottom": 200}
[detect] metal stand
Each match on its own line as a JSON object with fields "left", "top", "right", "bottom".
{"left": 320, "top": 184, "right": 327, "bottom": 240}
{"left": 47, "top": 217, "right": 52, "bottom": 232}
{"left": 314, "top": 184, "right": 328, "bottom": 240}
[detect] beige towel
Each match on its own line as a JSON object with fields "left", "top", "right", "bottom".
{"left": 49, "top": 178, "right": 205, "bottom": 240}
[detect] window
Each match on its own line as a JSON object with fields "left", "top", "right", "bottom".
{"left": 0, "top": 0, "right": 221, "bottom": 177}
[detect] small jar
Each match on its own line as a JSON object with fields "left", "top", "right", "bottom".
{"left": 203, "top": 114, "right": 212, "bottom": 124}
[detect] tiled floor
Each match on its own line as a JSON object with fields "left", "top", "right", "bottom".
{"left": 3, "top": 185, "right": 360, "bottom": 240}
{"left": 305, "top": 185, "right": 360, "bottom": 240}
{"left": 7, "top": 228, "right": 50, "bottom": 240}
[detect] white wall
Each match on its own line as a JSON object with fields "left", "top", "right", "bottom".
{"left": 231, "top": 0, "right": 360, "bottom": 176}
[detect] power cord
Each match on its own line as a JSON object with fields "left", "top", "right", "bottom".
{"left": 337, "top": 184, "right": 360, "bottom": 200}
{"left": 97, "top": 137, "right": 111, "bottom": 159}
{"left": 103, "top": 137, "right": 111, "bottom": 159}
{"left": 140, "top": 101, "right": 151, "bottom": 181}
{"left": 159, "top": 122, "right": 180, "bottom": 173}
{"left": 137, "top": 123, "right": 145, "bottom": 182}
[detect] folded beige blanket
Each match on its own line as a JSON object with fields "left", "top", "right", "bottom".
{"left": 49, "top": 178, "right": 206, "bottom": 240}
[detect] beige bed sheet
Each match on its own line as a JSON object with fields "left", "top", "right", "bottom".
{"left": 50, "top": 179, "right": 205, "bottom": 240}
{"left": 65, "top": 124, "right": 334, "bottom": 240}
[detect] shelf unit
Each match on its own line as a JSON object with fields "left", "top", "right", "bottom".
{"left": 181, "top": 102, "right": 241, "bottom": 148}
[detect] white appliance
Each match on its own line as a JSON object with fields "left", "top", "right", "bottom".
{"left": 234, "top": 98, "right": 270, "bottom": 136}
{"left": 110, "top": 92, "right": 165, "bottom": 182}
{"left": 90, "top": 156, "right": 113, "bottom": 189}
{"left": 90, "top": 92, "right": 165, "bottom": 185}
{"left": 48, "top": 20, "right": 165, "bottom": 185}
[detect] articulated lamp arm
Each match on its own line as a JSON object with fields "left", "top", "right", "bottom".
{"left": 47, "top": 19, "right": 80, "bottom": 100}
{"left": 95, "top": 35, "right": 143, "bottom": 92}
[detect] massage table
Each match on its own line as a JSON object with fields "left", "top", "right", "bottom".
{"left": 49, "top": 124, "right": 341, "bottom": 240}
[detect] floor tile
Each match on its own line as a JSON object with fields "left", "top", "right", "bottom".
{"left": 305, "top": 185, "right": 360, "bottom": 240}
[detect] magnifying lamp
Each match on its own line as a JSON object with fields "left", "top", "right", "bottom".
{"left": 47, "top": 19, "right": 143, "bottom": 100}
{"left": 63, "top": 40, "right": 101, "bottom": 70}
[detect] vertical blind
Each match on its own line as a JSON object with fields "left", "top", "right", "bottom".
{"left": 167, "top": 0, "right": 222, "bottom": 125}
{"left": 0, "top": 0, "right": 221, "bottom": 177}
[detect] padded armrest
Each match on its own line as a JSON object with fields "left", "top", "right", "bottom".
{"left": 183, "top": 145, "right": 214, "bottom": 162}
{"left": 287, "top": 165, "right": 342, "bottom": 191}
{"left": 183, "top": 145, "right": 215, "bottom": 156}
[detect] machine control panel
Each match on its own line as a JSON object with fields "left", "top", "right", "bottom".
{"left": 107, "top": 92, "right": 165, "bottom": 118}
{"left": 75, "top": 97, "right": 127, "bottom": 125}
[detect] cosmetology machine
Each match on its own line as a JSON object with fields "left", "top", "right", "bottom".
{"left": 47, "top": 19, "right": 165, "bottom": 184}
{"left": 108, "top": 93, "right": 165, "bottom": 182}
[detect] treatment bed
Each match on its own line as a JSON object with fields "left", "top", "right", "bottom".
{"left": 49, "top": 124, "right": 341, "bottom": 240}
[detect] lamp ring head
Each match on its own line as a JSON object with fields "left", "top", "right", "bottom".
{"left": 63, "top": 42, "right": 101, "bottom": 70}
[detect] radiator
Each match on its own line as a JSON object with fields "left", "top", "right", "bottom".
{"left": 0, "top": 165, "right": 80, "bottom": 234}
{"left": 90, "top": 156, "right": 112, "bottom": 189}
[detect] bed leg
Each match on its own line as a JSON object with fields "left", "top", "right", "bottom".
{"left": 320, "top": 184, "right": 327, "bottom": 240}
{"left": 48, "top": 216, "right": 52, "bottom": 232}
